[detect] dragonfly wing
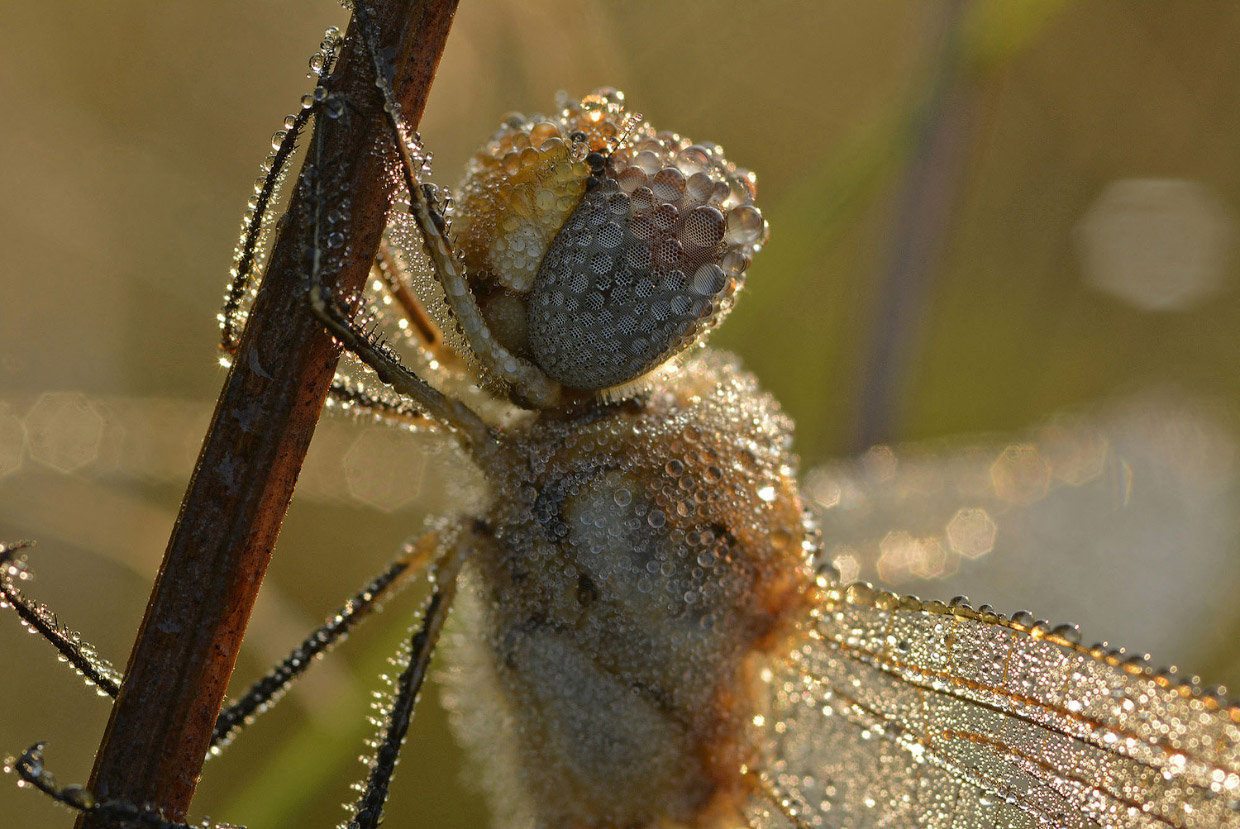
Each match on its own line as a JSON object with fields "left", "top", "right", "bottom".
{"left": 806, "top": 395, "right": 1240, "bottom": 667}
{"left": 748, "top": 585, "right": 1240, "bottom": 828}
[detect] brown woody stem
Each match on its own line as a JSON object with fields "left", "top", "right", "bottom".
{"left": 77, "top": 2, "right": 458, "bottom": 825}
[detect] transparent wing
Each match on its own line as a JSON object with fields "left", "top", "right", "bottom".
{"left": 805, "top": 395, "right": 1240, "bottom": 665}
{"left": 748, "top": 584, "right": 1240, "bottom": 829}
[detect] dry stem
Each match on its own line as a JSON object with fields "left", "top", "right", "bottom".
{"left": 77, "top": 2, "right": 458, "bottom": 825}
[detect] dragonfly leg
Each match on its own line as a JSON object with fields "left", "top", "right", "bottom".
{"left": 208, "top": 531, "right": 440, "bottom": 754}
{"left": 0, "top": 541, "right": 123, "bottom": 698}
{"left": 347, "top": 527, "right": 470, "bottom": 829}
{"left": 347, "top": 0, "right": 562, "bottom": 410}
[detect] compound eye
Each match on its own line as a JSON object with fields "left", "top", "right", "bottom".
{"left": 527, "top": 144, "right": 765, "bottom": 391}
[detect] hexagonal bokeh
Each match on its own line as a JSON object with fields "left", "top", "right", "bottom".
{"left": 1077, "top": 178, "right": 1238, "bottom": 311}
{"left": 877, "top": 530, "right": 953, "bottom": 582}
{"left": 24, "top": 392, "right": 105, "bottom": 473}
{"left": 342, "top": 427, "right": 430, "bottom": 512}
{"left": 945, "top": 507, "right": 997, "bottom": 559}
{"left": 989, "top": 444, "right": 1051, "bottom": 506}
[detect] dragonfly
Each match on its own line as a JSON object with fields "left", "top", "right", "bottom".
{"left": 3, "top": 3, "right": 1240, "bottom": 829}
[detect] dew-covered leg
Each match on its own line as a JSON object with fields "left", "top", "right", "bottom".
{"left": 220, "top": 30, "right": 344, "bottom": 358}
{"left": 208, "top": 531, "right": 440, "bottom": 754}
{"left": 299, "top": 88, "right": 494, "bottom": 454}
{"left": 348, "top": 0, "right": 562, "bottom": 408}
{"left": 213, "top": 27, "right": 437, "bottom": 433}
{"left": 4, "top": 534, "right": 449, "bottom": 827}
{"left": 0, "top": 542, "right": 122, "bottom": 698}
{"left": 347, "top": 533, "right": 469, "bottom": 829}
{"left": 322, "top": 237, "right": 465, "bottom": 429}
{"left": 0, "top": 526, "right": 435, "bottom": 741}
{"left": 219, "top": 104, "right": 313, "bottom": 357}
{"left": 6, "top": 744, "right": 238, "bottom": 829}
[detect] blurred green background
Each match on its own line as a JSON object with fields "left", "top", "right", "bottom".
{"left": 3, "top": 1, "right": 1240, "bottom": 827}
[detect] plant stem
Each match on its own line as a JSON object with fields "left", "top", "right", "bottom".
{"left": 77, "top": 2, "right": 458, "bottom": 825}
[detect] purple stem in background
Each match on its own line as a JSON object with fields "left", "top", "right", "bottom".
{"left": 851, "top": 0, "right": 980, "bottom": 452}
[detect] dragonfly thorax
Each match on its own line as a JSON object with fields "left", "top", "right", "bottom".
{"left": 444, "top": 352, "right": 818, "bottom": 828}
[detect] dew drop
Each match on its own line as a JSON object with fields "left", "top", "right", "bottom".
{"left": 725, "top": 204, "right": 765, "bottom": 245}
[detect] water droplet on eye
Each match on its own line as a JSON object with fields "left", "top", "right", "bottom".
{"left": 617, "top": 167, "right": 648, "bottom": 194}
{"left": 634, "top": 150, "right": 662, "bottom": 175}
{"left": 685, "top": 172, "right": 715, "bottom": 203}
{"left": 676, "top": 145, "right": 712, "bottom": 175}
{"left": 647, "top": 509, "right": 666, "bottom": 529}
{"left": 692, "top": 265, "right": 727, "bottom": 297}
{"left": 665, "top": 459, "right": 684, "bottom": 477}
{"left": 630, "top": 186, "right": 656, "bottom": 213}
{"left": 651, "top": 167, "right": 687, "bottom": 202}
{"left": 683, "top": 206, "right": 726, "bottom": 249}
{"left": 720, "top": 249, "right": 749, "bottom": 277}
{"left": 613, "top": 488, "right": 632, "bottom": 507}
{"left": 725, "top": 204, "right": 765, "bottom": 245}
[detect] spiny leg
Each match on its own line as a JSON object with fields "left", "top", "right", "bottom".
{"left": 213, "top": 26, "right": 438, "bottom": 432}
{"left": 208, "top": 531, "right": 440, "bottom": 754}
{"left": 322, "top": 234, "right": 467, "bottom": 428}
{"left": 348, "top": 531, "right": 469, "bottom": 829}
{"left": 218, "top": 91, "right": 447, "bottom": 431}
{"left": 1, "top": 531, "right": 429, "bottom": 738}
{"left": 326, "top": 376, "right": 436, "bottom": 429}
{"left": 300, "top": 86, "right": 495, "bottom": 456}
{"left": 220, "top": 29, "right": 344, "bottom": 357}
{"left": 0, "top": 541, "right": 122, "bottom": 698}
{"left": 372, "top": 236, "right": 463, "bottom": 369}
{"left": 219, "top": 104, "right": 312, "bottom": 356}
{"left": 5, "top": 533, "right": 460, "bottom": 829}
{"left": 7, "top": 743, "right": 241, "bottom": 829}
{"left": 348, "top": 0, "right": 562, "bottom": 409}
{"left": 326, "top": 229, "right": 486, "bottom": 429}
